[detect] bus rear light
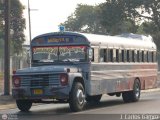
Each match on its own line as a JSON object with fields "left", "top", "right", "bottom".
{"left": 60, "top": 74, "right": 68, "bottom": 86}
{"left": 13, "top": 76, "right": 21, "bottom": 87}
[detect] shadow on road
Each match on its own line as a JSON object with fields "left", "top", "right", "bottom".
{"left": 15, "top": 99, "right": 125, "bottom": 115}
{"left": 13, "top": 99, "right": 125, "bottom": 120}
{"left": 8, "top": 96, "right": 160, "bottom": 120}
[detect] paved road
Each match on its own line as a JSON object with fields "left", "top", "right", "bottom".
{"left": 1, "top": 90, "right": 160, "bottom": 120}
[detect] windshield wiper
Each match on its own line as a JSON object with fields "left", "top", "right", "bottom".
{"left": 61, "top": 59, "right": 79, "bottom": 64}
{"left": 33, "top": 59, "right": 54, "bottom": 63}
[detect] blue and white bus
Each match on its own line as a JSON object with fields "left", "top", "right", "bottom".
{"left": 12, "top": 32, "right": 157, "bottom": 112}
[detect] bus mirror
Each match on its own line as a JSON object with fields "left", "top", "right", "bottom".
{"left": 89, "top": 48, "right": 93, "bottom": 60}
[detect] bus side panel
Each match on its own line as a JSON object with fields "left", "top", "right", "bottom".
{"left": 88, "top": 63, "right": 157, "bottom": 96}
{"left": 131, "top": 63, "right": 158, "bottom": 90}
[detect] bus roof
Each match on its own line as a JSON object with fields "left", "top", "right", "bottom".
{"left": 32, "top": 32, "right": 156, "bottom": 50}
{"left": 81, "top": 33, "right": 156, "bottom": 50}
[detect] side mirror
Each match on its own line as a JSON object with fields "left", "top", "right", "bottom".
{"left": 88, "top": 48, "right": 93, "bottom": 60}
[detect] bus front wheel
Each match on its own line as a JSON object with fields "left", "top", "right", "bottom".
{"left": 69, "top": 82, "right": 85, "bottom": 112}
{"left": 122, "top": 79, "right": 141, "bottom": 103}
{"left": 16, "top": 100, "right": 32, "bottom": 112}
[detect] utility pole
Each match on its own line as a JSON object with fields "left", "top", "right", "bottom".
{"left": 28, "top": 0, "right": 38, "bottom": 67}
{"left": 28, "top": 0, "right": 32, "bottom": 44}
{"left": 4, "top": 0, "right": 10, "bottom": 95}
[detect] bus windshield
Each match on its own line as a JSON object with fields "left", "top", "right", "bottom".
{"left": 32, "top": 46, "right": 87, "bottom": 63}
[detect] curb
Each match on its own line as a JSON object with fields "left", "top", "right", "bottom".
{"left": 0, "top": 104, "right": 16, "bottom": 111}
{"left": 142, "top": 88, "right": 160, "bottom": 93}
{"left": 0, "top": 95, "right": 16, "bottom": 111}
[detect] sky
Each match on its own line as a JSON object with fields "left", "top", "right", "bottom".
{"left": 19, "top": 0, "right": 106, "bottom": 44}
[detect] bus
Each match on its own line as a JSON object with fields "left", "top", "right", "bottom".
{"left": 12, "top": 32, "right": 158, "bottom": 112}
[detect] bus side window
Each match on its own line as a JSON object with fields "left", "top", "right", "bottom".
{"left": 153, "top": 51, "right": 157, "bottom": 62}
{"left": 116, "top": 49, "right": 119, "bottom": 62}
{"left": 144, "top": 51, "right": 147, "bottom": 62}
{"left": 127, "top": 50, "right": 130, "bottom": 62}
{"left": 142, "top": 51, "right": 145, "bottom": 62}
{"left": 149, "top": 51, "right": 151, "bottom": 62}
{"left": 119, "top": 49, "right": 122, "bottom": 62}
{"left": 139, "top": 51, "right": 142, "bottom": 62}
{"left": 108, "top": 49, "right": 113, "bottom": 62}
{"left": 155, "top": 52, "right": 157, "bottom": 62}
{"left": 137, "top": 51, "right": 140, "bottom": 62}
{"left": 91, "top": 48, "right": 94, "bottom": 62}
{"left": 122, "top": 50, "right": 125, "bottom": 62}
{"left": 147, "top": 51, "right": 149, "bottom": 62}
{"left": 134, "top": 50, "right": 137, "bottom": 62}
{"left": 105, "top": 49, "right": 108, "bottom": 62}
{"left": 100, "top": 49, "right": 105, "bottom": 62}
{"left": 140, "top": 51, "right": 143, "bottom": 62}
{"left": 113, "top": 49, "right": 116, "bottom": 62}
{"left": 131, "top": 50, "right": 134, "bottom": 62}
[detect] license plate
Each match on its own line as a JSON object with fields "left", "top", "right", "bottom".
{"left": 33, "top": 89, "right": 43, "bottom": 95}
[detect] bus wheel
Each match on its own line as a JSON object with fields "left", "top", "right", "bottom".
{"left": 16, "top": 100, "right": 32, "bottom": 112}
{"left": 86, "top": 95, "right": 102, "bottom": 103}
{"left": 122, "top": 79, "right": 141, "bottom": 103}
{"left": 69, "top": 82, "right": 85, "bottom": 112}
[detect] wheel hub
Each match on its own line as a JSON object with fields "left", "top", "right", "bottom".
{"left": 135, "top": 84, "right": 140, "bottom": 98}
{"left": 76, "top": 89, "right": 85, "bottom": 105}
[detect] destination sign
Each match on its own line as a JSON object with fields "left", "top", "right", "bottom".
{"left": 32, "top": 35, "right": 87, "bottom": 45}
{"left": 48, "top": 37, "right": 71, "bottom": 43}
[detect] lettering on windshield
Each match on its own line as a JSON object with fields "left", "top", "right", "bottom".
{"left": 59, "top": 46, "right": 85, "bottom": 56}
{"left": 32, "top": 46, "right": 87, "bottom": 63}
{"left": 33, "top": 47, "right": 58, "bottom": 56}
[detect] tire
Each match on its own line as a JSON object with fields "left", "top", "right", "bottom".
{"left": 122, "top": 91, "right": 132, "bottom": 103}
{"left": 122, "top": 79, "right": 141, "bottom": 103}
{"left": 86, "top": 95, "right": 102, "bottom": 103}
{"left": 16, "top": 100, "right": 32, "bottom": 112}
{"left": 69, "top": 82, "right": 85, "bottom": 112}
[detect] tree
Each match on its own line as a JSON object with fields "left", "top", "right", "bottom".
{"left": 121, "top": 0, "right": 160, "bottom": 31}
{"left": 61, "top": 2, "right": 138, "bottom": 35}
{"left": 0, "top": 1, "right": 4, "bottom": 57}
{"left": 61, "top": 0, "right": 160, "bottom": 48}
{"left": 98, "top": 0, "right": 138, "bottom": 35}
{"left": 97, "top": 0, "right": 160, "bottom": 47}
{"left": 61, "top": 4, "right": 106, "bottom": 34}
{"left": 0, "top": 0, "right": 26, "bottom": 55}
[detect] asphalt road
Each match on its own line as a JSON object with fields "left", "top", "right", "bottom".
{"left": 1, "top": 90, "right": 160, "bottom": 120}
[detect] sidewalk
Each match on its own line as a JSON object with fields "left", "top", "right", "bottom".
{"left": 0, "top": 88, "right": 160, "bottom": 111}
{"left": 0, "top": 94, "right": 16, "bottom": 110}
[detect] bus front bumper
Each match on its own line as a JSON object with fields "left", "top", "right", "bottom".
{"left": 12, "top": 86, "right": 70, "bottom": 100}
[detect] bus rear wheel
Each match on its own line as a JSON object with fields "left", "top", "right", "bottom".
{"left": 69, "top": 82, "right": 85, "bottom": 112}
{"left": 122, "top": 79, "right": 141, "bottom": 103}
{"left": 16, "top": 100, "right": 32, "bottom": 112}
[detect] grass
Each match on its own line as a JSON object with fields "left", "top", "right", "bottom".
{"left": 0, "top": 72, "right": 3, "bottom": 93}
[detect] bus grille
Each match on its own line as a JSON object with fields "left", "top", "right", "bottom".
{"left": 20, "top": 74, "right": 60, "bottom": 87}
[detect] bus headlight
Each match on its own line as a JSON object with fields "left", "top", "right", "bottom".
{"left": 13, "top": 76, "right": 21, "bottom": 87}
{"left": 60, "top": 73, "right": 68, "bottom": 86}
